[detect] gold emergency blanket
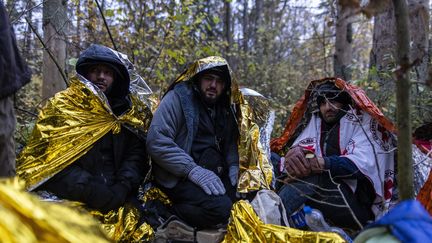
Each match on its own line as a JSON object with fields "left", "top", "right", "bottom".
{"left": 142, "top": 187, "right": 172, "bottom": 206}
{"left": 86, "top": 187, "right": 173, "bottom": 242}
{"left": 90, "top": 205, "right": 154, "bottom": 242}
{"left": 16, "top": 77, "right": 152, "bottom": 190}
{"left": 223, "top": 200, "right": 345, "bottom": 243}
{"left": 237, "top": 100, "right": 273, "bottom": 192}
{"left": 171, "top": 56, "right": 273, "bottom": 192}
{"left": 0, "top": 178, "right": 109, "bottom": 243}
{"left": 15, "top": 76, "right": 153, "bottom": 242}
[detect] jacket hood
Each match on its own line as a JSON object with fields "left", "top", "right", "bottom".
{"left": 270, "top": 77, "right": 396, "bottom": 153}
{"left": 76, "top": 44, "right": 130, "bottom": 99}
{"left": 165, "top": 56, "right": 240, "bottom": 105}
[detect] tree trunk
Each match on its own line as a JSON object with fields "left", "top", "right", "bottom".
{"left": 75, "top": 0, "right": 82, "bottom": 56}
{"left": 409, "top": 0, "right": 429, "bottom": 83}
{"left": 241, "top": 0, "right": 249, "bottom": 82}
{"left": 393, "top": 0, "right": 414, "bottom": 200}
{"left": 334, "top": 2, "right": 357, "bottom": 81}
{"left": 242, "top": 0, "right": 249, "bottom": 54}
{"left": 253, "top": 0, "right": 264, "bottom": 63}
{"left": 224, "top": 0, "right": 232, "bottom": 64}
{"left": 23, "top": 0, "right": 35, "bottom": 61}
{"left": 368, "top": 0, "right": 429, "bottom": 103}
{"left": 85, "top": 0, "right": 98, "bottom": 45}
{"left": 42, "top": 0, "right": 67, "bottom": 100}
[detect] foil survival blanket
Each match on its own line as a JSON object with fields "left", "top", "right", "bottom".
{"left": 223, "top": 200, "right": 345, "bottom": 243}
{"left": 15, "top": 76, "right": 153, "bottom": 242}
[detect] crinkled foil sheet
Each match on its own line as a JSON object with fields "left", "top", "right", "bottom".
{"left": 223, "top": 200, "right": 345, "bottom": 243}
{"left": 36, "top": 190, "right": 154, "bottom": 242}
{"left": 15, "top": 76, "right": 153, "bottom": 242}
{"left": 90, "top": 205, "right": 154, "bottom": 242}
{"left": 142, "top": 187, "right": 172, "bottom": 206}
{"left": 239, "top": 88, "right": 275, "bottom": 192}
{"left": 0, "top": 178, "right": 110, "bottom": 243}
{"left": 237, "top": 99, "right": 273, "bottom": 193}
{"left": 16, "top": 77, "right": 152, "bottom": 191}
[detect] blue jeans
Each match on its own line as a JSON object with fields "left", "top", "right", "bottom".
{"left": 272, "top": 153, "right": 373, "bottom": 229}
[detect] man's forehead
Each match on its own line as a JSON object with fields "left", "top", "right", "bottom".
{"left": 88, "top": 63, "right": 114, "bottom": 71}
{"left": 317, "top": 90, "right": 343, "bottom": 98}
{"left": 201, "top": 72, "right": 223, "bottom": 79}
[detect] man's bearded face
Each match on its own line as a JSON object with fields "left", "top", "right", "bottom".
{"left": 85, "top": 64, "right": 115, "bottom": 94}
{"left": 319, "top": 99, "right": 344, "bottom": 124}
{"left": 198, "top": 73, "right": 226, "bottom": 104}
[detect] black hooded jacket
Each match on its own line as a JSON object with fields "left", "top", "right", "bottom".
{"left": 76, "top": 44, "right": 131, "bottom": 116}
{"left": 0, "top": 3, "right": 31, "bottom": 98}
{"left": 39, "top": 44, "right": 148, "bottom": 213}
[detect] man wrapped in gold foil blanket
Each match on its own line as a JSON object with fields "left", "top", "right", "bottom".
{"left": 16, "top": 44, "right": 154, "bottom": 242}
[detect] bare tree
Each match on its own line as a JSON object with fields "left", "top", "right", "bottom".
{"left": 224, "top": 0, "right": 232, "bottom": 64}
{"left": 334, "top": 1, "right": 359, "bottom": 80}
{"left": 42, "top": 0, "right": 67, "bottom": 99}
{"left": 368, "top": 0, "right": 429, "bottom": 103}
{"left": 23, "top": 0, "right": 35, "bottom": 61}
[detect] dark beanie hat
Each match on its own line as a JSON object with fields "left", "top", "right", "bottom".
{"left": 195, "top": 66, "right": 231, "bottom": 88}
{"left": 315, "top": 82, "right": 351, "bottom": 106}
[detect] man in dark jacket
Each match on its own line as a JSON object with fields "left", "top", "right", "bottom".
{"left": 18, "top": 44, "right": 150, "bottom": 213}
{"left": 147, "top": 57, "right": 240, "bottom": 229}
{"left": 271, "top": 79, "right": 397, "bottom": 230}
{"left": 0, "top": 2, "right": 31, "bottom": 177}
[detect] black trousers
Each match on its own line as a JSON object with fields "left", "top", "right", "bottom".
{"left": 161, "top": 175, "right": 237, "bottom": 229}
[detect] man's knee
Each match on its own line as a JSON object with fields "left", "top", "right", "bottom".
{"left": 277, "top": 174, "right": 324, "bottom": 214}
{"left": 204, "top": 195, "right": 232, "bottom": 223}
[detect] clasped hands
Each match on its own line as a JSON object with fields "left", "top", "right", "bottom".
{"left": 282, "top": 146, "right": 324, "bottom": 180}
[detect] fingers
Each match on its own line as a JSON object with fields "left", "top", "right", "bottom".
{"left": 287, "top": 159, "right": 309, "bottom": 177}
{"left": 284, "top": 157, "right": 301, "bottom": 177}
{"left": 230, "top": 176, "right": 237, "bottom": 187}
{"left": 284, "top": 146, "right": 312, "bottom": 178}
{"left": 214, "top": 178, "right": 226, "bottom": 195}
{"left": 292, "top": 153, "right": 310, "bottom": 175}
{"left": 202, "top": 184, "right": 212, "bottom": 195}
{"left": 204, "top": 177, "right": 226, "bottom": 196}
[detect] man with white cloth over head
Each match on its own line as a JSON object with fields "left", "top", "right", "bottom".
{"left": 271, "top": 78, "right": 397, "bottom": 230}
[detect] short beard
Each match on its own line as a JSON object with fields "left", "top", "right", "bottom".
{"left": 199, "top": 89, "right": 219, "bottom": 105}
{"left": 202, "top": 94, "right": 218, "bottom": 105}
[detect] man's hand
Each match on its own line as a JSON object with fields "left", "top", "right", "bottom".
{"left": 188, "top": 166, "right": 226, "bottom": 195}
{"left": 228, "top": 165, "right": 239, "bottom": 187}
{"left": 284, "top": 146, "right": 311, "bottom": 178}
{"left": 305, "top": 153, "right": 325, "bottom": 173}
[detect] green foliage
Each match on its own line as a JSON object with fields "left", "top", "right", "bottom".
{"left": 354, "top": 66, "right": 432, "bottom": 131}
{"left": 14, "top": 75, "right": 43, "bottom": 150}
{"left": 12, "top": 0, "right": 432, "bottom": 145}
